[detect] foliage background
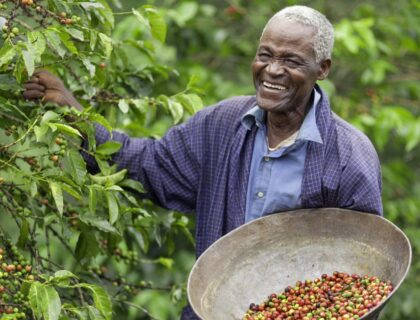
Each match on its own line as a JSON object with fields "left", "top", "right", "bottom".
{"left": 0, "top": 0, "right": 419, "bottom": 319}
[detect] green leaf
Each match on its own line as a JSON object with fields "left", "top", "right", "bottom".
{"left": 30, "top": 180, "right": 38, "bottom": 197}
{"left": 98, "top": 33, "right": 112, "bottom": 58}
{"left": 52, "top": 270, "right": 79, "bottom": 287}
{"left": 132, "top": 9, "right": 150, "bottom": 30}
{"left": 44, "top": 29, "right": 66, "bottom": 58}
{"left": 158, "top": 257, "right": 174, "bottom": 269}
{"left": 49, "top": 181, "right": 63, "bottom": 216}
{"left": 406, "top": 120, "right": 420, "bottom": 152}
{"left": 158, "top": 95, "right": 183, "bottom": 123}
{"left": 65, "top": 28, "right": 84, "bottom": 41}
{"left": 187, "top": 93, "right": 203, "bottom": 112}
{"left": 82, "top": 57, "right": 96, "bottom": 78}
{"left": 88, "top": 113, "right": 113, "bottom": 133}
{"left": 88, "top": 186, "right": 97, "bottom": 214}
{"left": 119, "top": 179, "right": 146, "bottom": 193}
{"left": 34, "top": 124, "right": 50, "bottom": 141}
{"left": 79, "top": 215, "right": 119, "bottom": 234}
{"left": 87, "top": 306, "right": 106, "bottom": 320}
{"left": 144, "top": 6, "right": 167, "bottom": 43}
{"left": 96, "top": 141, "right": 122, "bottom": 156}
{"left": 73, "top": 284, "right": 112, "bottom": 320}
{"left": 66, "top": 150, "right": 87, "bottom": 185}
{"left": 61, "top": 183, "right": 82, "bottom": 200}
{"left": 171, "top": 2, "right": 199, "bottom": 26}
{"left": 169, "top": 100, "right": 183, "bottom": 124}
{"left": 42, "top": 111, "right": 61, "bottom": 124}
{"left": 22, "top": 50, "right": 35, "bottom": 77}
{"left": 49, "top": 123, "right": 82, "bottom": 138}
{"left": 29, "top": 282, "right": 62, "bottom": 320}
{"left": 58, "top": 30, "right": 78, "bottom": 54}
{"left": 129, "top": 226, "right": 149, "bottom": 252}
{"left": 28, "top": 31, "right": 46, "bottom": 62}
{"left": 17, "top": 219, "right": 30, "bottom": 248}
{"left": 118, "top": 99, "right": 129, "bottom": 113}
{"left": 80, "top": 2, "right": 105, "bottom": 10}
{"left": 89, "top": 169, "right": 127, "bottom": 186}
{"left": 62, "top": 304, "right": 87, "bottom": 319}
{"left": 0, "top": 44, "right": 16, "bottom": 69}
{"left": 106, "top": 192, "right": 119, "bottom": 224}
{"left": 75, "top": 231, "right": 99, "bottom": 261}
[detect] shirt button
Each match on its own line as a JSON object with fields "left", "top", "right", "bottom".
{"left": 257, "top": 192, "right": 264, "bottom": 198}
{"left": 264, "top": 156, "right": 270, "bottom": 162}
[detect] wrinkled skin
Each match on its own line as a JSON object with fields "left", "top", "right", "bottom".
{"left": 23, "top": 70, "right": 83, "bottom": 110}
{"left": 252, "top": 19, "right": 331, "bottom": 146}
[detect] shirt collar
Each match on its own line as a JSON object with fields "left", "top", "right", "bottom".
{"left": 241, "top": 87, "right": 323, "bottom": 144}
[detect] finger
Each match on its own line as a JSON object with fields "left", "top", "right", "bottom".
{"left": 24, "top": 83, "right": 45, "bottom": 91}
{"left": 23, "top": 90, "right": 45, "bottom": 100}
{"left": 29, "top": 74, "right": 39, "bottom": 83}
{"left": 34, "top": 69, "right": 58, "bottom": 84}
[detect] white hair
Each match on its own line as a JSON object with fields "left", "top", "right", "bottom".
{"left": 262, "top": 5, "right": 334, "bottom": 63}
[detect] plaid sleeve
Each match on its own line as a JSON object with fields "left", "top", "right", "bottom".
{"left": 81, "top": 119, "right": 201, "bottom": 213}
{"left": 335, "top": 120, "right": 383, "bottom": 215}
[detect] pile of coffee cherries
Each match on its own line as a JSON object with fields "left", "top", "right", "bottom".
{"left": 243, "top": 272, "right": 393, "bottom": 320}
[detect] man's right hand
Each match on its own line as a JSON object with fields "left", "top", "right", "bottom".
{"left": 23, "top": 70, "right": 83, "bottom": 111}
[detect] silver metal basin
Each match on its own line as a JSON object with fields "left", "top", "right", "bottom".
{"left": 188, "top": 208, "right": 412, "bottom": 319}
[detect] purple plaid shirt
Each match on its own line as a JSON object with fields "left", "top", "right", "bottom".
{"left": 83, "top": 85, "right": 382, "bottom": 319}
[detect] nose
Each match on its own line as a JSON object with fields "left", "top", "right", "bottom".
{"left": 266, "top": 60, "right": 285, "bottom": 76}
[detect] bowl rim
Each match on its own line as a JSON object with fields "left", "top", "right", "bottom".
{"left": 187, "top": 208, "right": 413, "bottom": 319}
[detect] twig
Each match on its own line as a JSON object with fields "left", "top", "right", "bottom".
{"left": 47, "top": 226, "right": 81, "bottom": 265}
{"left": 45, "top": 228, "right": 52, "bottom": 270}
{"left": 114, "top": 299, "right": 159, "bottom": 320}
{"left": 0, "top": 115, "right": 40, "bottom": 150}
{"left": 0, "top": 111, "right": 25, "bottom": 123}
{"left": 0, "top": 13, "right": 34, "bottom": 30}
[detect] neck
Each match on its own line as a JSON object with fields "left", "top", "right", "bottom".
{"left": 266, "top": 96, "right": 311, "bottom": 148}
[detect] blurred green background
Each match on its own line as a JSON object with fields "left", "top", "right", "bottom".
{"left": 109, "top": 0, "right": 419, "bottom": 318}
{"left": 1, "top": 0, "right": 417, "bottom": 318}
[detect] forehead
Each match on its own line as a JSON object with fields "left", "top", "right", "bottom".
{"left": 259, "top": 19, "right": 316, "bottom": 56}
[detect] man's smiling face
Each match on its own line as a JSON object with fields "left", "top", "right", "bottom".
{"left": 252, "top": 19, "right": 330, "bottom": 115}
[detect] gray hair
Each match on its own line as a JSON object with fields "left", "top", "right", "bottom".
{"left": 262, "top": 5, "right": 334, "bottom": 63}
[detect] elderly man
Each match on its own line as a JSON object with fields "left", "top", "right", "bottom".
{"left": 24, "top": 5, "right": 382, "bottom": 319}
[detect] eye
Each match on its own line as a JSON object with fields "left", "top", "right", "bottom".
{"left": 283, "top": 58, "right": 300, "bottom": 67}
{"left": 257, "top": 52, "right": 271, "bottom": 61}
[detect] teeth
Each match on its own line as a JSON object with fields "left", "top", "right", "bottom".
{"left": 263, "top": 81, "right": 286, "bottom": 90}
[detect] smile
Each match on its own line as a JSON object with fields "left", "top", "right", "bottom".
{"left": 262, "top": 81, "right": 287, "bottom": 91}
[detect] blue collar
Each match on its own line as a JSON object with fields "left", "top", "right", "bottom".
{"left": 241, "top": 87, "right": 323, "bottom": 144}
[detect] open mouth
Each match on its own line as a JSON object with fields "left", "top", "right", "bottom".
{"left": 262, "top": 81, "right": 287, "bottom": 91}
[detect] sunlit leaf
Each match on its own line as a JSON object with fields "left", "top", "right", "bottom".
{"left": 29, "top": 282, "right": 61, "bottom": 320}
{"left": 49, "top": 181, "right": 63, "bottom": 216}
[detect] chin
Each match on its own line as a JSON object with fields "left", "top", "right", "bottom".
{"left": 256, "top": 96, "right": 289, "bottom": 113}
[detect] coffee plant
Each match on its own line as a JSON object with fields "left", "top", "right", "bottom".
{"left": 0, "top": 0, "right": 201, "bottom": 318}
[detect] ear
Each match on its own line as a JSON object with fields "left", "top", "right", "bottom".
{"left": 317, "top": 59, "right": 331, "bottom": 80}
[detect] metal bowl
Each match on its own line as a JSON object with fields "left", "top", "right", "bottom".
{"left": 187, "top": 208, "right": 412, "bottom": 320}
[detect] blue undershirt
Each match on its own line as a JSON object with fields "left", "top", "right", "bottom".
{"left": 242, "top": 87, "right": 323, "bottom": 222}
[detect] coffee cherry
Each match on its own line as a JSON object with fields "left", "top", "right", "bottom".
{"left": 243, "top": 272, "right": 393, "bottom": 320}
{"left": 11, "top": 27, "right": 19, "bottom": 35}
{"left": 99, "top": 62, "right": 106, "bottom": 69}
{"left": 50, "top": 155, "right": 59, "bottom": 162}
